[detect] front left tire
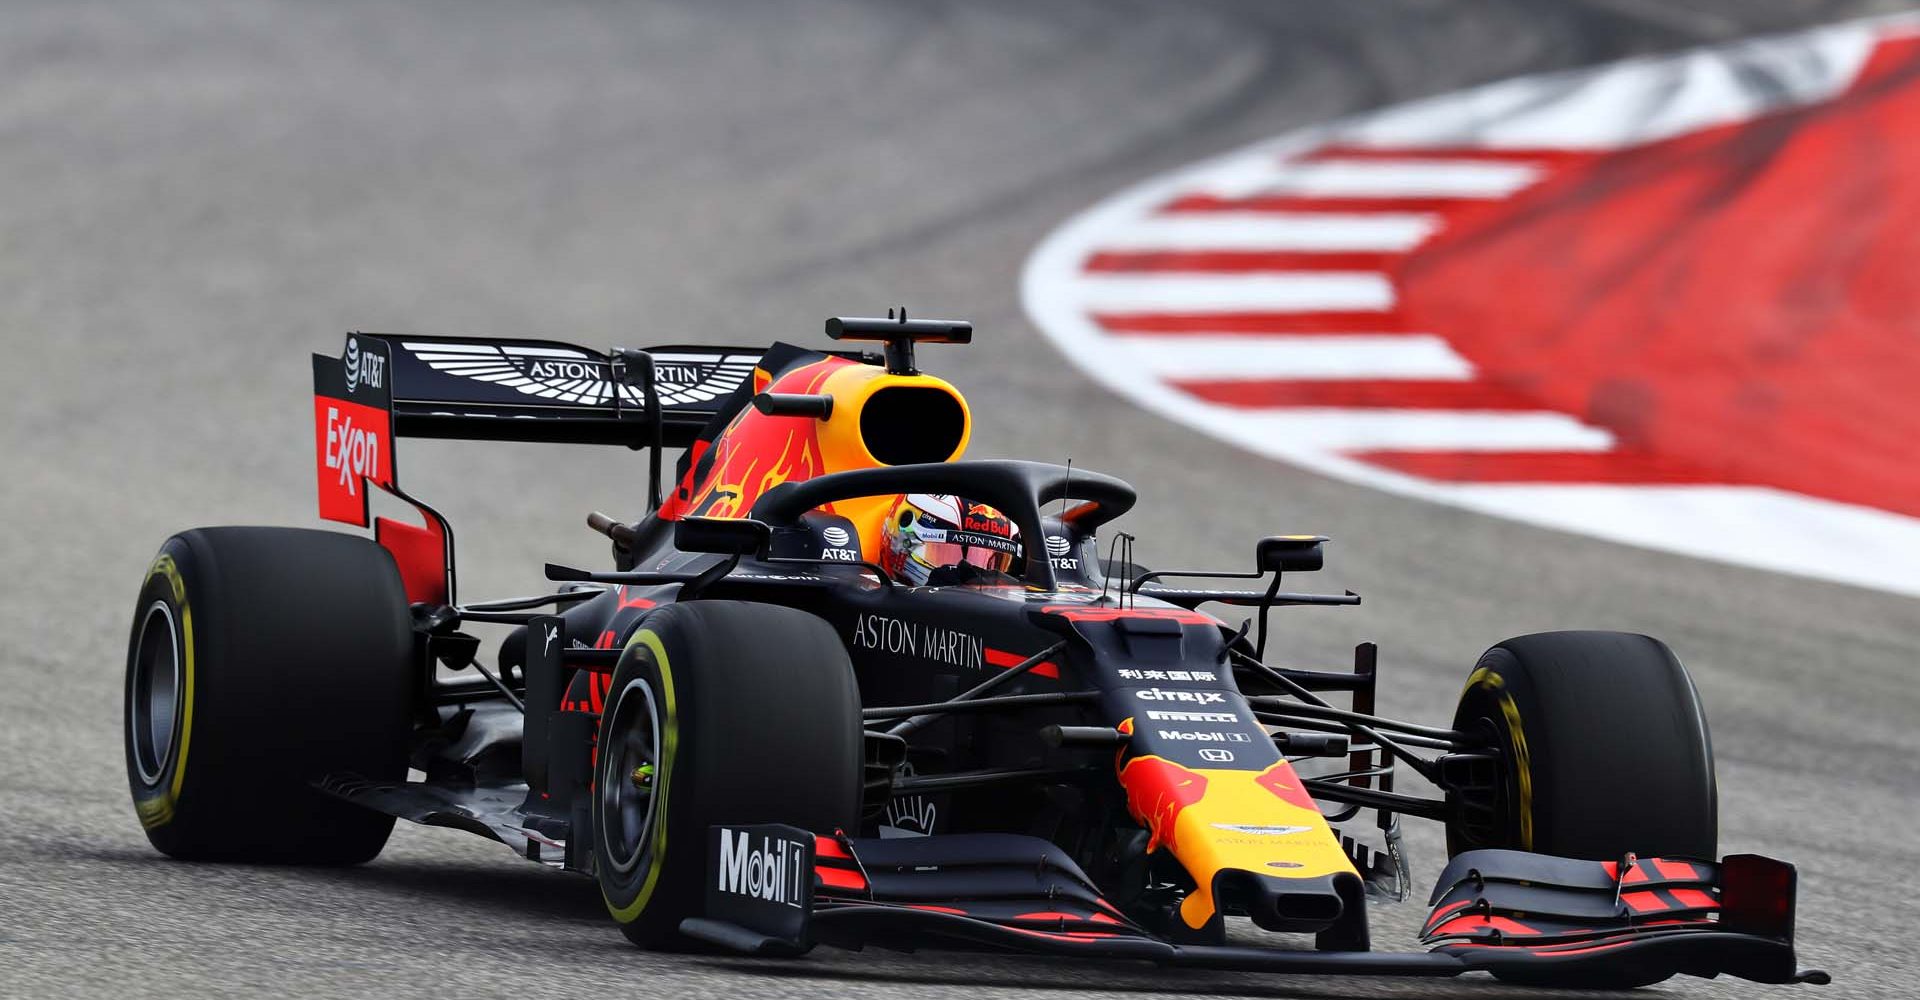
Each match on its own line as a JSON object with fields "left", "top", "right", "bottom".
{"left": 594, "top": 600, "right": 862, "bottom": 949}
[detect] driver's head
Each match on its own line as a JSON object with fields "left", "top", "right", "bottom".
{"left": 880, "top": 494, "right": 1020, "bottom": 586}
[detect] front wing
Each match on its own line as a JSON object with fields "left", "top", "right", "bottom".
{"left": 685, "top": 826, "right": 1828, "bottom": 988}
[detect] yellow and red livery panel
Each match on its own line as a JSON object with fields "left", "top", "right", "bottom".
{"left": 1116, "top": 750, "right": 1357, "bottom": 930}
{"left": 662, "top": 349, "right": 971, "bottom": 556}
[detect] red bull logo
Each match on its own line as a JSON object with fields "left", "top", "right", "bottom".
{"left": 1118, "top": 755, "right": 1208, "bottom": 853}
{"left": 1256, "top": 761, "right": 1317, "bottom": 811}
{"left": 961, "top": 504, "right": 1012, "bottom": 537}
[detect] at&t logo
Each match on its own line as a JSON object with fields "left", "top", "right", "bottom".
{"left": 342, "top": 336, "right": 385, "bottom": 394}
{"left": 819, "top": 524, "right": 858, "bottom": 561}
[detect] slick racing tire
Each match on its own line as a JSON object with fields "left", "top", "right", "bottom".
{"left": 594, "top": 601, "right": 862, "bottom": 950}
{"left": 125, "top": 527, "right": 413, "bottom": 863}
{"left": 1448, "top": 631, "right": 1717, "bottom": 862}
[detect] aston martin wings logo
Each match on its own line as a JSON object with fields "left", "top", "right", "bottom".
{"left": 399, "top": 341, "right": 757, "bottom": 408}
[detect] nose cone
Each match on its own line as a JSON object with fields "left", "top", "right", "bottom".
{"left": 1214, "top": 868, "right": 1365, "bottom": 934}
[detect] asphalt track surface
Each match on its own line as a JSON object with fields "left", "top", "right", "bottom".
{"left": 3, "top": 2, "right": 1917, "bottom": 998}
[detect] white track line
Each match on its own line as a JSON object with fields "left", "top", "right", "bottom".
{"left": 1065, "top": 273, "right": 1394, "bottom": 312}
{"left": 1119, "top": 335, "right": 1473, "bottom": 380}
{"left": 1090, "top": 213, "right": 1441, "bottom": 251}
{"left": 1335, "top": 19, "right": 1886, "bottom": 150}
{"left": 1182, "top": 158, "right": 1543, "bottom": 198}
{"left": 1217, "top": 409, "right": 1614, "bottom": 452}
{"left": 1441, "top": 483, "right": 1920, "bottom": 596}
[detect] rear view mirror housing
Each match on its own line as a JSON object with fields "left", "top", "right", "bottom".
{"left": 1257, "top": 535, "right": 1327, "bottom": 574}
{"left": 674, "top": 517, "right": 773, "bottom": 557}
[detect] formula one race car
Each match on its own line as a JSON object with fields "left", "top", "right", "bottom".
{"left": 124, "top": 319, "right": 1826, "bottom": 989}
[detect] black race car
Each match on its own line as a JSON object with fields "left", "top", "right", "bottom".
{"left": 124, "top": 319, "right": 1826, "bottom": 988}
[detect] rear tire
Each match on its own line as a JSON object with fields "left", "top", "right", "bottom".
{"left": 1448, "top": 630, "right": 1716, "bottom": 861}
{"left": 125, "top": 527, "right": 414, "bottom": 863}
{"left": 594, "top": 601, "right": 862, "bottom": 949}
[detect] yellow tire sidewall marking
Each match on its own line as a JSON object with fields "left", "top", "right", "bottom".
{"left": 1465, "top": 665, "right": 1532, "bottom": 850}
{"left": 137, "top": 553, "right": 196, "bottom": 829}
{"left": 604, "top": 628, "right": 678, "bottom": 923}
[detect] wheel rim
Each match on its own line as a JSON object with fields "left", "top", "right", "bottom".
{"left": 130, "top": 600, "right": 182, "bottom": 785}
{"left": 599, "top": 676, "right": 662, "bottom": 875}
{"left": 1448, "top": 713, "right": 1512, "bottom": 852}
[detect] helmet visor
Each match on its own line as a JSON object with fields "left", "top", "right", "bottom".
{"left": 916, "top": 540, "right": 1016, "bottom": 574}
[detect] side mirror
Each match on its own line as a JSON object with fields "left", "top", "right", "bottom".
{"left": 1256, "top": 535, "right": 1327, "bottom": 574}
{"left": 674, "top": 517, "right": 773, "bottom": 557}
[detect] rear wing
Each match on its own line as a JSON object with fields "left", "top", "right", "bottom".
{"left": 343, "top": 333, "right": 762, "bottom": 448}
{"left": 314, "top": 333, "right": 765, "bottom": 517}
{"left": 312, "top": 333, "right": 769, "bottom": 599}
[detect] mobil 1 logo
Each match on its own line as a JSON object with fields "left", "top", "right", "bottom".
{"left": 706, "top": 823, "right": 814, "bottom": 945}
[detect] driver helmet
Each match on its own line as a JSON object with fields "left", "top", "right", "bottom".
{"left": 880, "top": 494, "right": 1021, "bottom": 586}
